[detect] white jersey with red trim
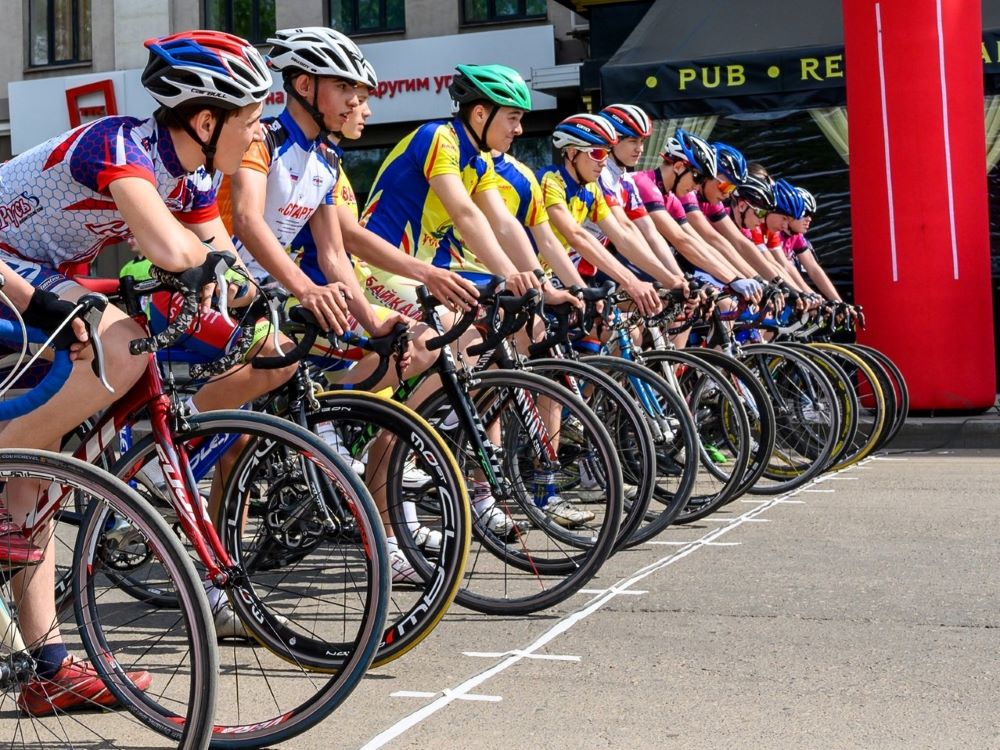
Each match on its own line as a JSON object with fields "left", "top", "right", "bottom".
{"left": 0, "top": 116, "right": 219, "bottom": 271}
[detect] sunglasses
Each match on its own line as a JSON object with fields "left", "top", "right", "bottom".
{"left": 578, "top": 147, "right": 610, "bottom": 161}
{"left": 717, "top": 178, "right": 737, "bottom": 197}
{"left": 691, "top": 170, "right": 708, "bottom": 185}
{"left": 752, "top": 207, "right": 769, "bottom": 219}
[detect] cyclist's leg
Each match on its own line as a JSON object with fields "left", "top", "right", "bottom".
{"left": 0, "top": 268, "right": 147, "bottom": 657}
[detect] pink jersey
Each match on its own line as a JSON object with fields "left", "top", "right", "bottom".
{"left": 782, "top": 232, "right": 811, "bottom": 262}
{"left": 0, "top": 116, "right": 218, "bottom": 271}
{"left": 678, "top": 190, "right": 728, "bottom": 222}
{"left": 632, "top": 169, "right": 688, "bottom": 224}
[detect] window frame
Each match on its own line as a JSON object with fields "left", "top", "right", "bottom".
{"left": 202, "top": 0, "right": 276, "bottom": 44}
{"left": 460, "top": 0, "right": 548, "bottom": 27}
{"left": 27, "top": 0, "right": 92, "bottom": 68}
{"left": 328, "top": 0, "right": 405, "bottom": 37}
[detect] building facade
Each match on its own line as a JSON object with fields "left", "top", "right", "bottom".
{"left": 1, "top": 0, "right": 591, "bottom": 168}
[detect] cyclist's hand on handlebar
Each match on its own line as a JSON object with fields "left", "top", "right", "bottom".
{"left": 22, "top": 288, "right": 89, "bottom": 359}
{"left": 624, "top": 278, "right": 662, "bottom": 317}
{"left": 506, "top": 270, "right": 541, "bottom": 297}
{"left": 544, "top": 285, "right": 583, "bottom": 311}
{"left": 422, "top": 266, "right": 479, "bottom": 313}
{"left": 370, "top": 311, "right": 413, "bottom": 370}
{"left": 297, "top": 281, "right": 352, "bottom": 336}
{"left": 730, "top": 277, "right": 762, "bottom": 304}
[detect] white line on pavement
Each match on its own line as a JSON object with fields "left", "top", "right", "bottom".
{"left": 359, "top": 459, "right": 870, "bottom": 749}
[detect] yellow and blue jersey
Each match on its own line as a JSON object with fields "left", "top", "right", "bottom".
{"left": 492, "top": 152, "right": 548, "bottom": 229}
{"left": 360, "top": 118, "right": 498, "bottom": 274}
{"left": 536, "top": 164, "right": 613, "bottom": 251}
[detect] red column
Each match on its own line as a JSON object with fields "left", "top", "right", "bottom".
{"left": 843, "top": 0, "right": 996, "bottom": 411}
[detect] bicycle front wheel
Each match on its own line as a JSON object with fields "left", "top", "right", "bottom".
{"left": 0, "top": 449, "right": 216, "bottom": 750}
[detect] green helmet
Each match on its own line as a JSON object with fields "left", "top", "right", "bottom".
{"left": 448, "top": 64, "right": 532, "bottom": 111}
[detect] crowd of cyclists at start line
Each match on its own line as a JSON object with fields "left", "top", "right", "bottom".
{"left": 0, "top": 25, "right": 860, "bottom": 724}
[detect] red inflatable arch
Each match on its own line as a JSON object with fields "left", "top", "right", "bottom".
{"left": 843, "top": 0, "right": 996, "bottom": 410}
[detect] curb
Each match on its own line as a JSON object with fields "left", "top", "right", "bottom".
{"left": 886, "top": 416, "right": 1000, "bottom": 451}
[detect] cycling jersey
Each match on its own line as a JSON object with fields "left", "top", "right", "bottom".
{"left": 0, "top": 116, "right": 217, "bottom": 272}
{"left": 679, "top": 190, "right": 728, "bottom": 222}
{"left": 537, "top": 164, "right": 614, "bottom": 257}
{"left": 491, "top": 152, "right": 548, "bottom": 229}
{"left": 631, "top": 169, "right": 688, "bottom": 225}
{"left": 216, "top": 109, "right": 340, "bottom": 282}
{"left": 360, "top": 118, "right": 498, "bottom": 274}
{"left": 582, "top": 160, "right": 645, "bottom": 243}
{"left": 294, "top": 163, "right": 372, "bottom": 288}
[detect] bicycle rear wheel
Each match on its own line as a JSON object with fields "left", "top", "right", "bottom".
{"left": 1, "top": 449, "right": 216, "bottom": 750}
{"left": 419, "top": 369, "right": 623, "bottom": 615}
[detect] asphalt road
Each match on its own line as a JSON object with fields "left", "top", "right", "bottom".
{"left": 7, "top": 448, "right": 998, "bottom": 749}
{"left": 327, "top": 449, "right": 1000, "bottom": 750}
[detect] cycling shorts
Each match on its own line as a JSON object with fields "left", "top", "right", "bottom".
{"left": 360, "top": 268, "right": 493, "bottom": 322}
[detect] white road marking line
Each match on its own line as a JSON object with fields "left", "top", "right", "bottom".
{"left": 360, "top": 459, "right": 870, "bottom": 749}
{"left": 463, "top": 651, "right": 580, "bottom": 662}
{"left": 442, "top": 689, "right": 501, "bottom": 702}
{"left": 577, "top": 588, "right": 647, "bottom": 596}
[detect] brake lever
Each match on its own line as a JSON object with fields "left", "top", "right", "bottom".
{"left": 268, "top": 294, "right": 286, "bottom": 356}
{"left": 77, "top": 294, "right": 113, "bottom": 394}
{"left": 213, "top": 260, "right": 234, "bottom": 327}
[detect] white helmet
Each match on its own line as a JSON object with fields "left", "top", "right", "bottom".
{"left": 267, "top": 27, "right": 377, "bottom": 89}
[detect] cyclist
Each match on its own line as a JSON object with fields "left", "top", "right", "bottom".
{"left": 536, "top": 114, "right": 665, "bottom": 316}
{"left": 590, "top": 104, "right": 688, "bottom": 290}
{"left": 786, "top": 186, "right": 842, "bottom": 302}
{"left": 359, "top": 63, "right": 541, "bottom": 312}
{"left": 0, "top": 30, "right": 273, "bottom": 713}
{"left": 631, "top": 130, "right": 762, "bottom": 301}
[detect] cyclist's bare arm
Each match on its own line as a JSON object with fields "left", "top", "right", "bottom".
{"left": 181, "top": 215, "right": 256, "bottom": 307}
{"left": 714, "top": 214, "right": 788, "bottom": 281}
{"left": 109, "top": 177, "right": 207, "bottom": 271}
{"left": 685, "top": 209, "right": 759, "bottom": 279}
{"left": 547, "top": 203, "right": 659, "bottom": 314}
{"left": 650, "top": 210, "right": 739, "bottom": 282}
{"left": 530, "top": 222, "right": 588, "bottom": 289}
{"left": 229, "top": 167, "right": 319, "bottom": 299}
{"left": 631, "top": 212, "right": 685, "bottom": 276}
{"left": 767, "top": 247, "right": 812, "bottom": 292}
{"left": 471, "top": 187, "right": 545, "bottom": 292}
{"left": 798, "top": 249, "right": 842, "bottom": 301}
{"left": 337, "top": 204, "right": 478, "bottom": 311}
{"left": 599, "top": 211, "right": 684, "bottom": 289}
{"left": 429, "top": 173, "right": 515, "bottom": 276}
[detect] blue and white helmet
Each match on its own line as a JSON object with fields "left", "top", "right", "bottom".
{"left": 661, "top": 128, "right": 718, "bottom": 178}
{"left": 772, "top": 179, "right": 806, "bottom": 219}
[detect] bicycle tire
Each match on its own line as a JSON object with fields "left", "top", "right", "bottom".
{"left": 526, "top": 357, "right": 657, "bottom": 550}
{"left": 306, "top": 390, "right": 471, "bottom": 668}
{"left": 579, "top": 355, "right": 700, "bottom": 544}
{"left": 112, "top": 410, "right": 389, "bottom": 749}
{"left": 1, "top": 449, "right": 216, "bottom": 750}
{"left": 418, "top": 368, "right": 623, "bottom": 615}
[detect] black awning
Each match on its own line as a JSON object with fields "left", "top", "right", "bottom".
{"left": 601, "top": 0, "right": 1000, "bottom": 116}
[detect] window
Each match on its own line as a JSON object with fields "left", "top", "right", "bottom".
{"left": 28, "top": 0, "right": 92, "bottom": 67}
{"left": 330, "top": 0, "right": 404, "bottom": 35}
{"left": 204, "top": 0, "right": 276, "bottom": 44}
{"left": 462, "top": 0, "right": 546, "bottom": 25}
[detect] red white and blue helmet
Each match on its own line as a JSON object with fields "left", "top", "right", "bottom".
{"left": 795, "top": 186, "right": 818, "bottom": 216}
{"left": 598, "top": 103, "right": 653, "bottom": 139}
{"left": 713, "top": 142, "right": 748, "bottom": 183}
{"left": 552, "top": 113, "right": 620, "bottom": 150}
{"left": 661, "top": 128, "right": 717, "bottom": 178}
{"left": 142, "top": 30, "right": 272, "bottom": 109}
{"left": 772, "top": 178, "right": 806, "bottom": 219}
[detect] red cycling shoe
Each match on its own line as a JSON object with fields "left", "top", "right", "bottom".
{"left": 17, "top": 655, "right": 153, "bottom": 716}
{"left": 0, "top": 515, "right": 43, "bottom": 568}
